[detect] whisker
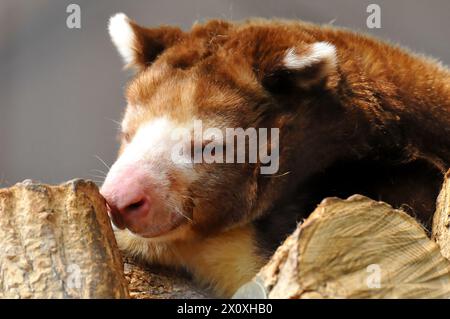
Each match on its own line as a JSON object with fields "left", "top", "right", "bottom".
{"left": 175, "top": 209, "right": 193, "bottom": 222}
{"left": 90, "top": 169, "right": 107, "bottom": 177}
{"left": 89, "top": 180, "right": 106, "bottom": 185}
{"left": 88, "top": 174, "right": 107, "bottom": 181}
{"left": 165, "top": 196, "right": 194, "bottom": 223}
{"left": 105, "top": 117, "right": 122, "bottom": 128}
{"left": 263, "top": 171, "right": 291, "bottom": 178}
{"left": 94, "top": 155, "right": 111, "bottom": 170}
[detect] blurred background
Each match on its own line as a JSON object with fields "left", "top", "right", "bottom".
{"left": 0, "top": 0, "right": 449, "bottom": 186}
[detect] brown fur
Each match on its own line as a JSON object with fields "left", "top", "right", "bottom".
{"left": 111, "top": 17, "right": 450, "bottom": 297}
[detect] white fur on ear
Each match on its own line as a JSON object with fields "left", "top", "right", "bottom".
{"left": 108, "top": 13, "right": 136, "bottom": 65}
{"left": 283, "top": 42, "right": 337, "bottom": 72}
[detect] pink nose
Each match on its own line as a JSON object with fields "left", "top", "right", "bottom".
{"left": 100, "top": 166, "right": 151, "bottom": 230}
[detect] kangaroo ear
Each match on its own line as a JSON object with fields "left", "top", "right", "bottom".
{"left": 108, "top": 13, "right": 184, "bottom": 69}
{"left": 262, "top": 42, "right": 338, "bottom": 92}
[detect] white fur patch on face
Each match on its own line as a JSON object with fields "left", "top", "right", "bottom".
{"left": 283, "top": 42, "right": 337, "bottom": 71}
{"left": 114, "top": 116, "right": 196, "bottom": 185}
{"left": 120, "top": 117, "right": 182, "bottom": 166}
{"left": 108, "top": 13, "right": 136, "bottom": 65}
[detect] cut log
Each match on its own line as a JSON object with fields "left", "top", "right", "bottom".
{"left": 0, "top": 179, "right": 129, "bottom": 298}
{"left": 234, "top": 195, "right": 450, "bottom": 299}
{"left": 432, "top": 170, "right": 450, "bottom": 259}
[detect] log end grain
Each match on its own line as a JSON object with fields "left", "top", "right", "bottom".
{"left": 237, "top": 194, "right": 450, "bottom": 299}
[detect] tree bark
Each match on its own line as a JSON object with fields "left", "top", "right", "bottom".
{"left": 0, "top": 179, "right": 129, "bottom": 298}
{"left": 235, "top": 194, "right": 450, "bottom": 299}
{"left": 432, "top": 170, "right": 450, "bottom": 259}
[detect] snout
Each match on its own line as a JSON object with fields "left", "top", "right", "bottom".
{"left": 100, "top": 165, "right": 186, "bottom": 237}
